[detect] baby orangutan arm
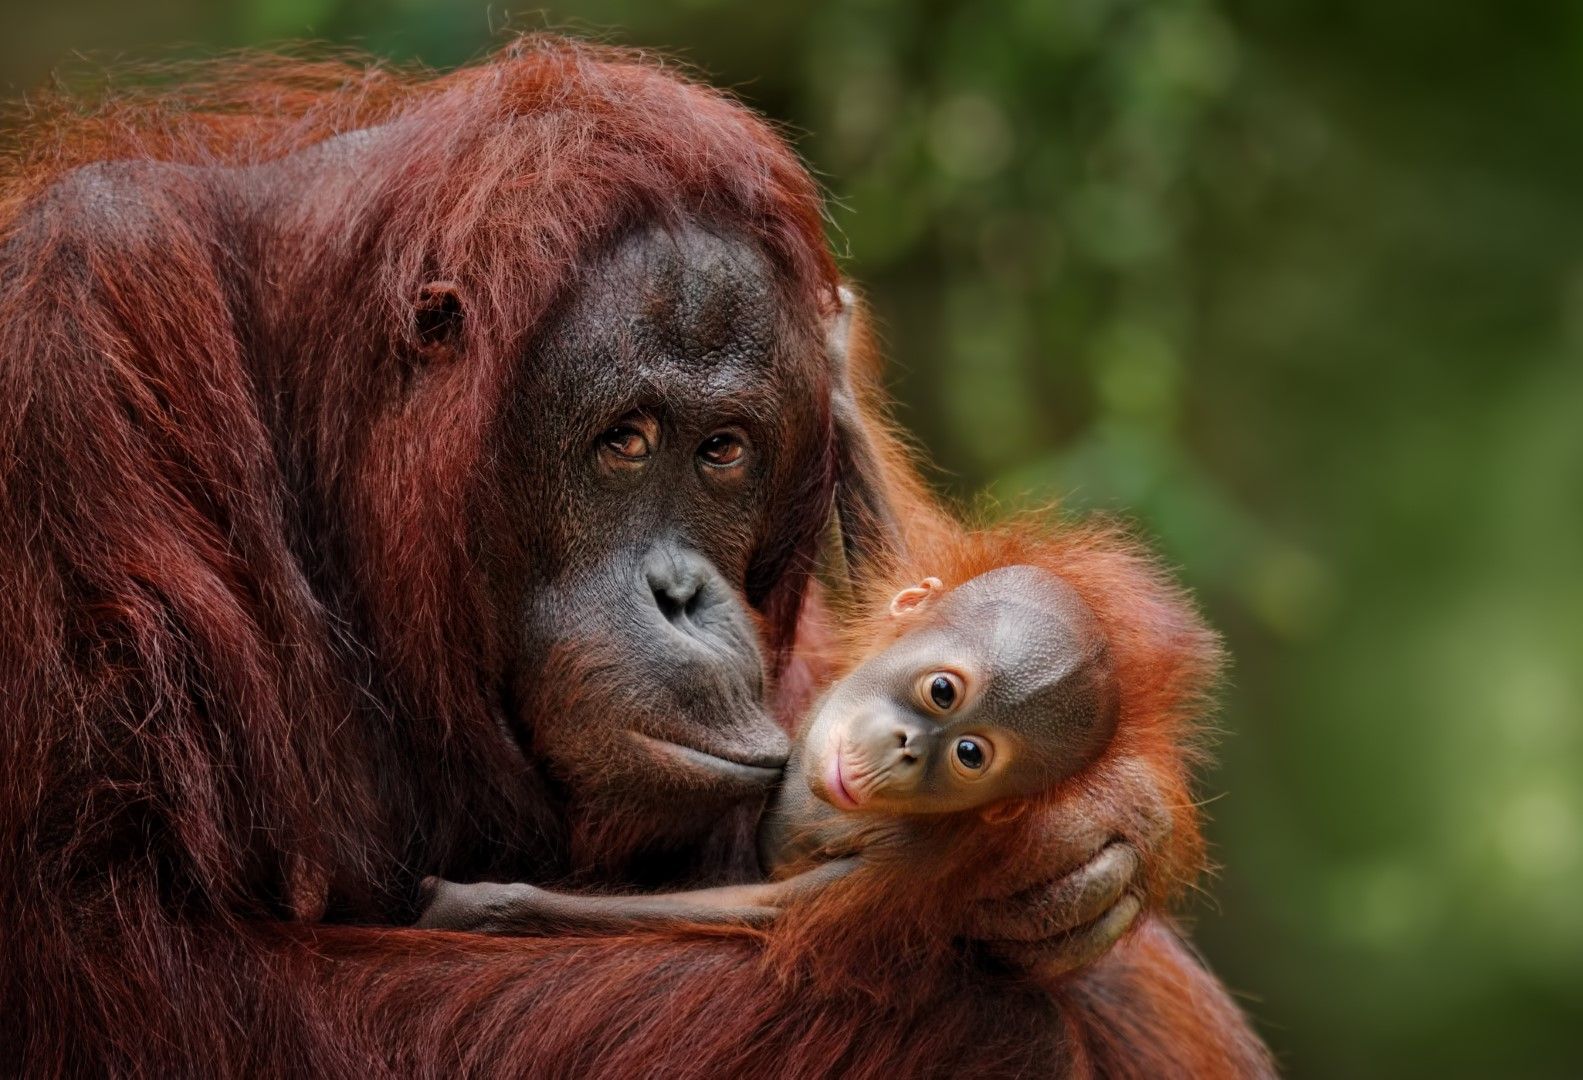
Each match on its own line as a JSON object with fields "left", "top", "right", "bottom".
{"left": 415, "top": 859, "right": 859, "bottom": 935}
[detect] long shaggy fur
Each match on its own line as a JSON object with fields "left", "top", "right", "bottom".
{"left": 0, "top": 35, "right": 1269, "bottom": 1078}
{"left": 0, "top": 37, "right": 839, "bottom": 1076}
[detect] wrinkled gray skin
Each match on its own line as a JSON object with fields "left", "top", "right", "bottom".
{"left": 480, "top": 223, "right": 820, "bottom": 861}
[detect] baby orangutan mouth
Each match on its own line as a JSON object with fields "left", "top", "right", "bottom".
{"left": 819, "top": 738, "right": 862, "bottom": 809}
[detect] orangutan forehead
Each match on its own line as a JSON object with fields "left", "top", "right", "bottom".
{"left": 935, "top": 567, "right": 1086, "bottom": 630}
{"left": 557, "top": 222, "right": 787, "bottom": 374}
{"left": 935, "top": 566, "right": 1104, "bottom": 693}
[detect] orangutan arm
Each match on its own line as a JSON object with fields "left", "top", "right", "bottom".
{"left": 414, "top": 859, "right": 858, "bottom": 934}
{"left": 1062, "top": 917, "right": 1277, "bottom": 1078}
{"left": 302, "top": 917, "right": 1263, "bottom": 1078}
{"left": 269, "top": 919, "right": 1077, "bottom": 1076}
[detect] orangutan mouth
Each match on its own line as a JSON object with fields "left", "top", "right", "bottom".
{"left": 821, "top": 740, "right": 863, "bottom": 810}
{"left": 629, "top": 732, "right": 785, "bottom": 785}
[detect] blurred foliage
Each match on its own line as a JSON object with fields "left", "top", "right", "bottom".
{"left": 3, "top": 1, "right": 1580, "bottom": 1075}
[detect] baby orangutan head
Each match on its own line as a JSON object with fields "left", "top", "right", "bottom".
{"left": 801, "top": 566, "right": 1119, "bottom": 821}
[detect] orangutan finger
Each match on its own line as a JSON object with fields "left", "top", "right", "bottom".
{"left": 1029, "top": 893, "right": 1144, "bottom": 981}
{"left": 413, "top": 878, "right": 487, "bottom": 930}
{"left": 969, "top": 841, "right": 1139, "bottom": 944}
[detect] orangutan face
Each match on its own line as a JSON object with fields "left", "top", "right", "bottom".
{"left": 480, "top": 222, "right": 829, "bottom": 843}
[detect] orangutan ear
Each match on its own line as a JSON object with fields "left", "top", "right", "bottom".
{"left": 413, "top": 280, "right": 464, "bottom": 362}
{"left": 889, "top": 576, "right": 944, "bottom": 617}
{"left": 978, "top": 799, "right": 1028, "bottom": 826}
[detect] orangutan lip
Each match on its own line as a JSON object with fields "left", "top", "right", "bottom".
{"left": 823, "top": 743, "right": 861, "bottom": 810}
{"left": 629, "top": 732, "right": 785, "bottom": 783}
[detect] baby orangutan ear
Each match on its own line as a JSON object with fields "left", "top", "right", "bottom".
{"left": 979, "top": 800, "right": 1028, "bottom": 826}
{"left": 413, "top": 279, "right": 464, "bottom": 363}
{"left": 889, "top": 576, "right": 944, "bottom": 618}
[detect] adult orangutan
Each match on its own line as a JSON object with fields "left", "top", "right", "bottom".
{"left": 0, "top": 37, "right": 1266, "bottom": 1077}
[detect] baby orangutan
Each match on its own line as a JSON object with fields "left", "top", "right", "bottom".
{"left": 417, "top": 563, "right": 1119, "bottom": 935}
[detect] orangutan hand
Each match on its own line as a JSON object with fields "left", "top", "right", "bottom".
{"left": 963, "top": 757, "right": 1178, "bottom": 981}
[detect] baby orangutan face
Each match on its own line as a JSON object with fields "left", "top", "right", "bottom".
{"left": 801, "top": 565, "right": 1119, "bottom": 819}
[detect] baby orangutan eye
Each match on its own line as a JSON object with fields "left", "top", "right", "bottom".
{"left": 918, "top": 671, "right": 964, "bottom": 714}
{"left": 952, "top": 736, "right": 991, "bottom": 776}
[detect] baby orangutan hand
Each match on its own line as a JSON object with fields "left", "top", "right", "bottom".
{"left": 962, "top": 757, "right": 1179, "bottom": 981}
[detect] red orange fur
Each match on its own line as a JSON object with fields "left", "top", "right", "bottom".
{"left": 0, "top": 35, "right": 1269, "bottom": 1077}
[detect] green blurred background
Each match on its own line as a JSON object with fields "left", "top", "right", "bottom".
{"left": 5, "top": 1, "right": 1578, "bottom": 1075}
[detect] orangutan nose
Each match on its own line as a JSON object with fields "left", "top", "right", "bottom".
{"left": 893, "top": 723, "right": 927, "bottom": 762}
{"left": 642, "top": 542, "right": 741, "bottom": 647}
{"left": 648, "top": 553, "right": 707, "bottom": 625}
{"left": 852, "top": 711, "right": 932, "bottom": 783}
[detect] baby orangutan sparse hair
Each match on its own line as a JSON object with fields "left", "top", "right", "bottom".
{"left": 418, "top": 518, "right": 1211, "bottom": 954}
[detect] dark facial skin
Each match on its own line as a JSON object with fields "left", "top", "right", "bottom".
{"left": 476, "top": 221, "right": 827, "bottom": 846}
{"left": 802, "top": 565, "right": 1118, "bottom": 817}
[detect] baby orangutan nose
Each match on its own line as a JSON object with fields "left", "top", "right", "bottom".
{"left": 850, "top": 712, "right": 933, "bottom": 794}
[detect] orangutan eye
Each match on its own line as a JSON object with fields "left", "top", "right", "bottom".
{"left": 918, "top": 671, "right": 964, "bottom": 714}
{"left": 930, "top": 676, "right": 956, "bottom": 709}
{"left": 602, "top": 426, "right": 649, "bottom": 459}
{"left": 598, "top": 414, "right": 658, "bottom": 465}
{"left": 698, "top": 430, "right": 747, "bottom": 468}
{"left": 949, "top": 735, "right": 996, "bottom": 780}
{"left": 954, "top": 738, "right": 986, "bottom": 771}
